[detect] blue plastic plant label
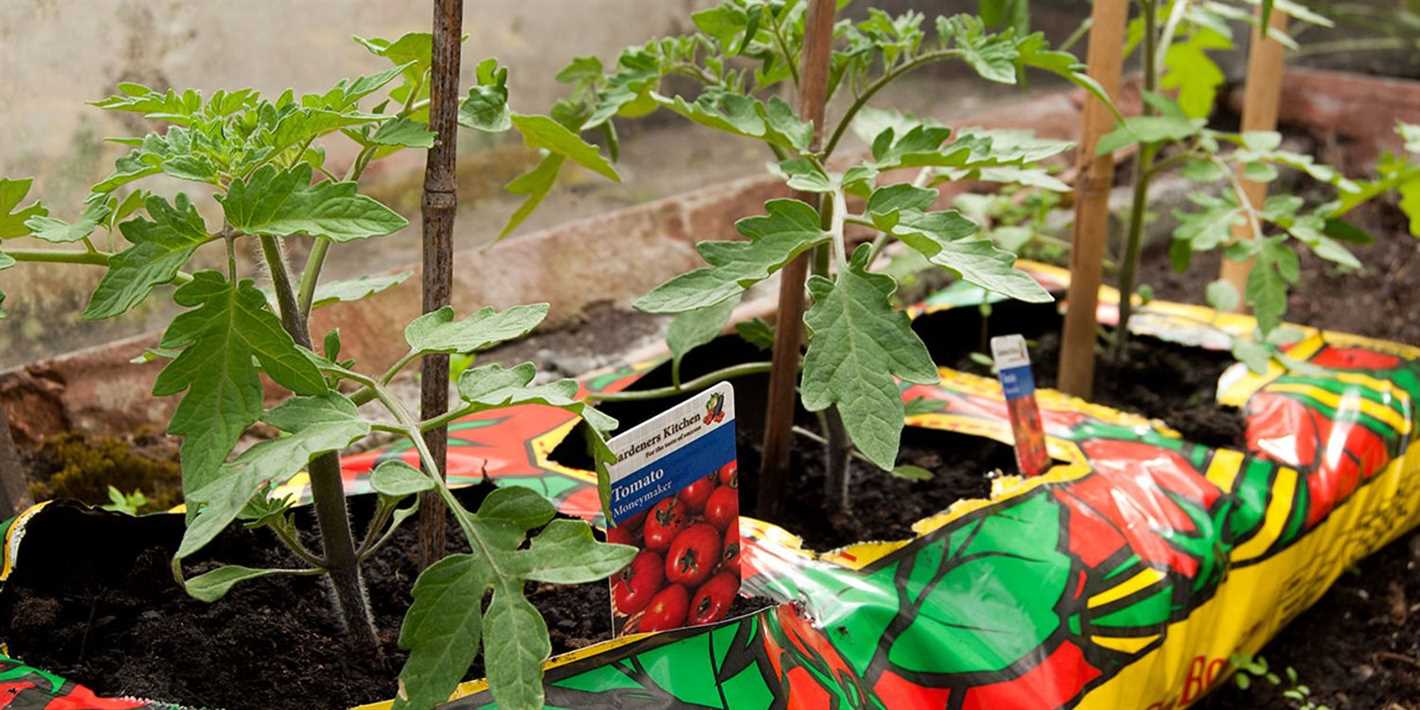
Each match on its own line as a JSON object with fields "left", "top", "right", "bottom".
{"left": 991, "top": 334, "right": 1049, "bottom": 477}
{"left": 602, "top": 382, "right": 742, "bottom": 636}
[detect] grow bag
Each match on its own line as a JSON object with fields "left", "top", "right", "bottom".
{"left": 3, "top": 263, "right": 1419, "bottom": 709}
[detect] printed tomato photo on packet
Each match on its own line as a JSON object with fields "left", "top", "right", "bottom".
{"left": 602, "top": 383, "right": 741, "bottom": 636}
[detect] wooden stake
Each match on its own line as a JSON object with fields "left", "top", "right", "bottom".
{"left": 1219, "top": 8, "right": 1289, "bottom": 306}
{"left": 757, "top": 0, "right": 835, "bottom": 519}
{"left": 1057, "top": 0, "right": 1131, "bottom": 398}
{"left": 417, "top": 0, "right": 462, "bottom": 570}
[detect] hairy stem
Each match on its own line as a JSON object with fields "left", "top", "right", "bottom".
{"left": 821, "top": 49, "right": 963, "bottom": 159}
{"left": 586, "top": 362, "right": 775, "bottom": 404}
{"left": 257, "top": 235, "right": 379, "bottom": 656}
{"left": 295, "top": 236, "right": 332, "bottom": 319}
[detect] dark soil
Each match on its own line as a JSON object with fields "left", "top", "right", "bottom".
{"left": 0, "top": 485, "right": 771, "bottom": 709}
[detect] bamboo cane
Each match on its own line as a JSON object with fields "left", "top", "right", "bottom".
{"left": 417, "top": 0, "right": 462, "bottom": 570}
{"left": 1219, "top": 8, "right": 1290, "bottom": 306}
{"left": 757, "top": 0, "right": 835, "bottom": 519}
{"left": 1057, "top": 0, "right": 1131, "bottom": 398}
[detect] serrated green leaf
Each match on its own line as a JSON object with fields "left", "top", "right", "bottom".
{"left": 940, "top": 14, "right": 1019, "bottom": 84}
{"left": 1247, "top": 239, "right": 1291, "bottom": 334}
{"left": 355, "top": 32, "right": 434, "bottom": 81}
{"left": 370, "top": 117, "right": 437, "bottom": 148}
{"left": 867, "top": 184, "right": 938, "bottom": 224}
{"left": 556, "top": 56, "right": 604, "bottom": 85}
{"left": 460, "top": 59, "right": 513, "bottom": 133}
{"left": 308, "top": 271, "right": 411, "bottom": 309}
{"left": 1161, "top": 28, "right": 1230, "bottom": 118}
{"left": 668, "top": 298, "right": 738, "bottom": 377}
{"left": 0, "top": 178, "right": 47, "bottom": 239}
{"left": 1181, "top": 159, "right": 1227, "bottom": 182}
{"left": 656, "top": 92, "right": 810, "bottom": 153}
{"left": 1172, "top": 194, "right": 1242, "bottom": 251}
{"left": 219, "top": 164, "right": 407, "bottom": 242}
{"left": 1243, "top": 161, "right": 1278, "bottom": 183}
{"left": 483, "top": 584, "right": 551, "bottom": 709}
{"left": 778, "top": 158, "right": 833, "bottom": 193}
{"left": 1233, "top": 338, "right": 1273, "bottom": 374}
{"left": 891, "top": 209, "right": 1052, "bottom": 303}
{"left": 499, "top": 153, "right": 565, "bottom": 239}
{"left": 405, "top": 304, "right": 548, "bottom": 355}
{"left": 396, "top": 553, "right": 490, "bottom": 710}
{"left": 85, "top": 193, "right": 210, "bottom": 319}
{"left": 1014, "top": 33, "right": 1115, "bottom": 113}
{"left": 184, "top": 565, "right": 306, "bottom": 603}
{"left": 517, "top": 519, "right": 638, "bottom": 583}
{"left": 510, "top": 114, "right": 619, "bottom": 182}
{"left": 637, "top": 198, "right": 829, "bottom": 314}
{"left": 371, "top": 460, "right": 435, "bottom": 499}
{"left": 155, "top": 271, "right": 328, "bottom": 493}
{"left": 178, "top": 392, "right": 367, "bottom": 559}
{"left": 800, "top": 246, "right": 938, "bottom": 470}
{"left": 457, "top": 361, "right": 617, "bottom": 433}
{"left": 1097, "top": 116, "right": 1201, "bottom": 155}
{"left": 25, "top": 197, "right": 108, "bottom": 244}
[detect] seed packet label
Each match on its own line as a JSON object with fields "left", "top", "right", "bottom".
{"left": 991, "top": 335, "right": 1050, "bottom": 477}
{"left": 603, "top": 382, "right": 741, "bottom": 637}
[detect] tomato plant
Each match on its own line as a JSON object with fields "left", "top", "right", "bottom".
{"left": 556, "top": 0, "right": 1108, "bottom": 512}
{"left": 0, "top": 31, "right": 636, "bottom": 710}
{"left": 688, "top": 571, "right": 740, "bottom": 625}
{"left": 644, "top": 497, "right": 689, "bottom": 551}
{"left": 667, "top": 522, "right": 723, "bottom": 587}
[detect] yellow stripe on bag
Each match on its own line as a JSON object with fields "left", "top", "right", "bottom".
{"left": 1264, "top": 383, "right": 1409, "bottom": 434}
{"left": 1088, "top": 567, "right": 1166, "bottom": 609}
{"left": 1233, "top": 466, "right": 1299, "bottom": 562}
{"left": 1092, "top": 634, "right": 1159, "bottom": 654}
{"left": 1205, "top": 449, "right": 1246, "bottom": 494}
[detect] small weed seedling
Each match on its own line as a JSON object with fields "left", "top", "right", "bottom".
{"left": 1231, "top": 653, "right": 1331, "bottom": 710}
{"left": 555, "top": 0, "right": 1108, "bottom": 509}
{"left": 0, "top": 33, "right": 636, "bottom": 710}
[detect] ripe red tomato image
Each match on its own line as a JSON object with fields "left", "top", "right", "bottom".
{"left": 606, "top": 523, "right": 636, "bottom": 545}
{"left": 643, "top": 497, "right": 687, "bottom": 551}
{"left": 719, "top": 539, "right": 741, "bottom": 573}
{"left": 635, "top": 584, "right": 689, "bottom": 632}
{"left": 718, "top": 460, "right": 738, "bottom": 488}
{"left": 677, "top": 474, "right": 716, "bottom": 512}
{"left": 611, "top": 550, "right": 663, "bottom": 616}
{"left": 704, "top": 484, "right": 738, "bottom": 531}
{"left": 688, "top": 571, "right": 739, "bottom": 625}
{"left": 666, "top": 523, "right": 721, "bottom": 587}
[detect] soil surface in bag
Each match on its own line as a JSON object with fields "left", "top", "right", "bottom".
{"left": 0, "top": 485, "right": 768, "bottom": 710}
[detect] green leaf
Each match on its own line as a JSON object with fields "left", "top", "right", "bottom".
{"left": 667, "top": 298, "right": 738, "bottom": 377}
{"left": 25, "top": 196, "right": 108, "bottom": 244}
{"left": 308, "top": 272, "right": 411, "bottom": 309}
{"left": 1172, "top": 194, "right": 1242, "bottom": 251}
{"left": 555, "top": 56, "right": 604, "bottom": 85}
{"left": 636, "top": 199, "right": 829, "bottom": 314}
{"left": 939, "top": 14, "right": 1019, "bottom": 84}
{"left": 736, "top": 318, "right": 775, "bottom": 350}
{"left": 499, "top": 153, "right": 565, "bottom": 240}
{"left": 800, "top": 246, "right": 938, "bottom": 470}
{"left": 891, "top": 210, "right": 1052, "bottom": 303}
{"left": 1097, "top": 116, "right": 1201, "bottom": 155}
{"left": 1014, "top": 33, "right": 1115, "bottom": 114}
{"left": 460, "top": 59, "right": 512, "bottom": 133}
{"left": 1246, "top": 238, "right": 1294, "bottom": 334}
{"left": 1233, "top": 338, "right": 1273, "bottom": 374}
{"left": 405, "top": 303, "right": 549, "bottom": 355}
{"left": 219, "top": 164, "right": 407, "bottom": 242}
{"left": 397, "top": 488, "right": 633, "bottom": 710}
{"left": 155, "top": 272, "right": 328, "bottom": 493}
{"left": 1205, "top": 279, "right": 1240, "bottom": 312}
{"left": 867, "top": 185, "right": 939, "bottom": 226}
{"left": 371, "top": 460, "right": 435, "bottom": 499}
{"left": 1399, "top": 177, "right": 1420, "bottom": 237}
{"left": 370, "top": 117, "right": 437, "bottom": 148}
{"left": 1160, "top": 28, "right": 1230, "bottom": 118}
{"left": 178, "top": 392, "right": 368, "bottom": 559}
{"left": 457, "top": 361, "right": 616, "bottom": 433}
{"left": 355, "top": 33, "right": 434, "bottom": 80}
{"left": 656, "top": 92, "right": 811, "bottom": 153}
{"left": 891, "top": 464, "right": 934, "bottom": 481}
{"left": 184, "top": 565, "right": 305, "bottom": 603}
{"left": 509, "top": 114, "right": 619, "bottom": 182}
{"left": 0, "top": 178, "right": 47, "bottom": 239}
{"left": 85, "top": 193, "right": 209, "bottom": 319}
{"left": 778, "top": 158, "right": 833, "bottom": 193}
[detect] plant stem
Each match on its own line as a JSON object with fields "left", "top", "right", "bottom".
{"left": 296, "top": 236, "right": 332, "bottom": 319}
{"left": 257, "top": 234, "right": 379, "bottom": 656}
{"left": 820, "top": 49, "right": 963, "bottom": 159}
{"left": 587, "top": 362, "right": 774, "bottom": 404}
{"left": 417, "top": 0, "right": 464, "bottom": 571}
{"left": 1111, "top": 0, "right": 1159, "bottom": 359}
{"left": 5, "top": 248, "right": 196, "bottom": 285}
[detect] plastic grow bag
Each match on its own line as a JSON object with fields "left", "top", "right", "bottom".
{"left": 3, "top": 263, "right": 1418, "bottom": 709}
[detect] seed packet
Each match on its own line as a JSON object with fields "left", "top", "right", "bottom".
{"left": 602, "top": 382, "right": 741, "bottom": 636}
{"left": 991, "top": 334, "right": 1049, "bottom": 477}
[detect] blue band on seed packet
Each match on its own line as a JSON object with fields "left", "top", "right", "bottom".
{"left": 605, "top": 382, "right": 736, "bottom": 524}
